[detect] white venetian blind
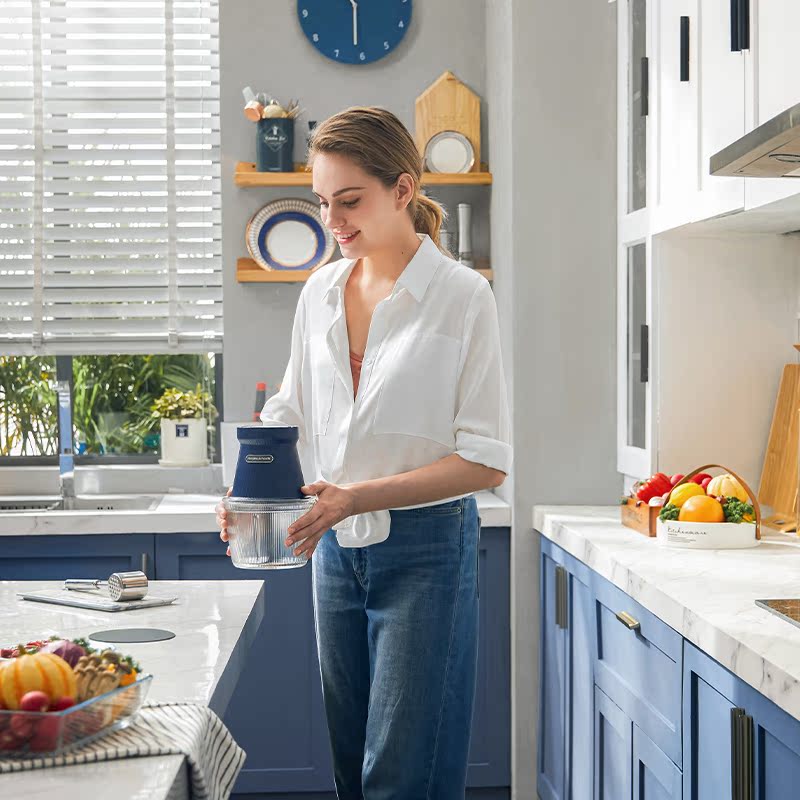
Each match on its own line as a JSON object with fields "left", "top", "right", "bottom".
{"left": 0, "top": 0, "right": 221, "bottom": 355}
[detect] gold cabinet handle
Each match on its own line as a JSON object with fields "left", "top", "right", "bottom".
{"left": 615, "top": 611, "right": 641, "bottom": 631}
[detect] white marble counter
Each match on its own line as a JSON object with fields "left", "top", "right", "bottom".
{"left": 533, "top": 505, "right": 800, "bottom": 724}
{"left": 0, "top": 489, "right": 511, "bottom": 535}
{"left": 0, "top": 579, "right": 265, "bottom": 798}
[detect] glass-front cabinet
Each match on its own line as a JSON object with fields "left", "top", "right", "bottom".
{"left": 627, "top": 0, "right": 648, "bottom": 215}
{"left": 617, "top": 238, "right": 653, "bottom": 480}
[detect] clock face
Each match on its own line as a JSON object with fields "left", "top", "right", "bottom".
{"left": 298, "top": 0, "right": 412, "bottom": 65}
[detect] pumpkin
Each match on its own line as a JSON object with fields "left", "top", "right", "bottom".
{"left": 0, "top": 651, "right": 77, "bottom": 710}
{"left": 706, "top": 474, "right": 748, "bottom": 503}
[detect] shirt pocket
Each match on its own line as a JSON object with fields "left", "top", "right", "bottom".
{"left": 373, "top": 333, "right": 460, "bottom": 447}
{"left": 309, "top": 337, "right": 334, "bottom": 436}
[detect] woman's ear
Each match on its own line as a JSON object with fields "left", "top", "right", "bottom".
{"left": 395, "top": 173, "right": 415, "bottom": 210}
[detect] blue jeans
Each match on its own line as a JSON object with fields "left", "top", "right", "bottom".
{"left": 312, "top": 496, "right": 480, "bottom": 800}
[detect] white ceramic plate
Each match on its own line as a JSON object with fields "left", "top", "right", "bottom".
{"left": 246, "top": 199, "right": 336, "bottom": 271}
{"left": 424, "top": 131, "right": 475, "bottom": 173}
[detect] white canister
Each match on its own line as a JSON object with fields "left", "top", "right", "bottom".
{"left": 159, "top": 418, "right": 209, "bottom": 467}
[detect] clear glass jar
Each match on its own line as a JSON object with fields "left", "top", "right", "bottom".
{"left": 223, "top": 496, "right": 316, "bottom": 569}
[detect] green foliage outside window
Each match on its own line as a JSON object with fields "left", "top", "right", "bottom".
{"left": 0, "top": 354, "right": 216, "bottom": 457}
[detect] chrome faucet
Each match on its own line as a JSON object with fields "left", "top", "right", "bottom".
{"left": 55, "top": 380, "right": 75, "bottom": 510}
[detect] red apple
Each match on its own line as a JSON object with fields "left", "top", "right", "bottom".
{"left": 29, "top": 715, "right": 61, "bottom": 752}
{"left": 0, "top": 728, "right": 22, "bottom": 751}
{"left": 690, "top": 473, "right": 713, "bottom": 485}
{"left": 701, "top": 477, "right": 712, "bottom": 491}
{"left": 10, "top": 713, "right": 35, "bottom": 741}
{"left": 50, "top": 696, "right": 75, "bottom": 712}
{"left": 670, "top": 474, "right": 685, "bottom": 486}
{"left": 19, "top": 690, "right": 49, "bottom": 713}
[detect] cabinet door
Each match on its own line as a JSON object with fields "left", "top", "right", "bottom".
{"left": 633, "top": 724, "right": 681, "bottom": 800}
{"left": 0, "top": 534, "right": 154, "bottom": 580}
{"left": 745, "top": 0, "right": 800, "bottom": 209}
{"left": 538, "top": 550, "right": 567, "bottom": 800}
{"left": 683, "top": 644, "right": 736, "bottom": 800}
{"left": 654, "top": 0, "right": 698, "bottom": 229}
{"left": 696, "top": 0, "right": 745, "bottom": 219}
{"left": 594, "top": 686, "right": 633, "bottom": 800}
{"left": 155, "top": 533, "right": 334, "bottom": 795}
{"left": 567, "top": 568, "right": 593, "bottom": 800}
{"left": 468, "top": 527, "right": 511, "bottom": 788}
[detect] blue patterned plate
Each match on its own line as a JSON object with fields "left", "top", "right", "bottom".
{"left": 246, "top": 199, "right": 336, "bottom": 271}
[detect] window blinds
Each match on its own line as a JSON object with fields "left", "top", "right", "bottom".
{"left": 0, "top": 0, "right": 221, "bottom": 355}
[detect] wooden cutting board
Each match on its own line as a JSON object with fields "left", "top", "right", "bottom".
{"left": 758, "top": 363, "right": 800, "bottom": 531}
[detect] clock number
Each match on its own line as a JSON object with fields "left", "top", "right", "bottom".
{"left": 384, "top": 41, "right": 389, "bottom": 50}
{"left": 334, "top": 49, "right": 339, "bottom": 57}
{"left": 312, "top": 33, "right": 319, "bottom": 42}
{"left": 301, "top": 8, "right": 308, "bottom": 17}
{"left": 359, "top": 51, "right": 366, "bottom": 61}
{"left": 399, "top": 20, "right": 404, "bottom": 27}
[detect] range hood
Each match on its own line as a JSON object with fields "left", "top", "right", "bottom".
{"left": 710, "top": 102, "right": 800, "bottom": 178}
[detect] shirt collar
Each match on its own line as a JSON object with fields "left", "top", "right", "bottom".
{"left": 323, "top": 234, "right": 442, "bottom": 304}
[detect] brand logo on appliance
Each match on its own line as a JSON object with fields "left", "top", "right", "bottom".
{"left": 261, "top": 125, "right": 288, "bottom": 152}
{"left": 245, "top": 454, "right": 274, "bottom": 464}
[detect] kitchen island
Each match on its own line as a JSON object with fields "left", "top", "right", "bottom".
{"left": 0, "top": 579, "right": 265, "bottom": 799}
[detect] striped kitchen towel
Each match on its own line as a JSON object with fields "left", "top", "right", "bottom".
{"left": 0, "top": 701, "right": 246, "bottom": 800}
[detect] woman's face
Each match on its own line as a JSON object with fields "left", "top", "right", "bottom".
{"left": 312, "top": 152, "right": 413, "bottom": 259}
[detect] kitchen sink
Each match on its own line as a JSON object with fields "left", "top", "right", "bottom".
{"left": 755, "top": 599, "right": 800, "bottom": 631}
{"left": 0, "top": 495, "right": 162, "bottom": 513}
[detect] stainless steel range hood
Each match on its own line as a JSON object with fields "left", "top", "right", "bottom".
{"left": 710, "top": 102, "right": 800, "bottom": 178}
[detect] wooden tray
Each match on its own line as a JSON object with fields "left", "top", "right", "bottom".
{"left": 620, "top": 497, "right": 659, "bottom": 537}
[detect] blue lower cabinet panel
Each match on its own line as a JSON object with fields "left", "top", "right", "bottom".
{"left": 594, "top": 685, "right": 632, "bottom": 800}
{"left": 155, "top": 533, "right": 334, "bottom": 795}
{"left": 633, "top": 724, "right": 681, "bottom": 800}
{"left": 592, "top": 573, "right": 682, "bottom": 767}
{"left": 568, "top": 568, "right": 593, "bottom": 800}
{"left": 538, "top": 549, "right": 567, "bottom": 800}
{"left": 0, "top": 534, "right": 155, "bottom": 580}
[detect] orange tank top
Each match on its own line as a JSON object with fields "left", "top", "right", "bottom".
{"left": 349, "top": 350, "right": 364, "bottom": 398}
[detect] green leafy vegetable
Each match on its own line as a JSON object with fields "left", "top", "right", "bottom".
{"left": 721, "top": 497, "right": 754, "bottom": 524}
{"left": 659, "top": 504, "right": 680, "bottom": 521}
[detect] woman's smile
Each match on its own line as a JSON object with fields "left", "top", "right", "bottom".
{"left": 334, "top": 230, "right": 361, "bottom": 245}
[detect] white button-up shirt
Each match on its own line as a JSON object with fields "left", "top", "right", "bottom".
{"left": 261, "top": 234, "right": 512, "bottom": 547}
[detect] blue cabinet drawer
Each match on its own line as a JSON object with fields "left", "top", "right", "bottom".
{"left": 592, "top": 572, "right": 683, "bottom": 767}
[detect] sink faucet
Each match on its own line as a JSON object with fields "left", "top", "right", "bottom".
{"left": 55, "top": 380, "right": 75, "bottom": 510}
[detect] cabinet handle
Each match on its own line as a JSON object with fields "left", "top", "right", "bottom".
{"left": 615, "top": 611, "right": 641, "bottom": 631}
{"left": 555, "top": 565, "right": 568, "bottom": 629}
{"left": 140, "top": 552, "right": 149, "bottom": 578}
{"left": 640, "top": 56, "right": 649, "bottom": 117}
{"left": 730, "top": 0, "right": 740, "bottom": 51}
{"left": 680, "top": 16, "right": 690, "bottom": 82}
{"left": 731, "top": 708, "right": 742, "bottom": 800}
{"left": 730, "top": 708, "right": 753, "bottom": 800}
{"left": 738, "top": 0, "right": 750, "bottom": 51}
{"left": 742, "top": 712, "right": 753, "bottom": 800}
{"left": 639, "top": 324, "right": 649, "bottom": 383}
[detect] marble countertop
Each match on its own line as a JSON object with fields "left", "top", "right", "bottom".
{"left": 0, "top": 489, "right": 511, "bottom": 535}
{"left": 0, "top": 579, "right": 265, "bottom": 797}
{"left": 534, "top": 505, "right": 800, "bottom": 724}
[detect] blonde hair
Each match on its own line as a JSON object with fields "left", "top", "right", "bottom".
{"left": 307, "top": 106, "right": 446, "bottom": 249}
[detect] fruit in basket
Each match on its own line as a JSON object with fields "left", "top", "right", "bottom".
{"left": 0, "top": 651, "right": 77, "bottom": 710}
{"left": 669, "top": 482, "right": 706, "bottom": 508}
{"left": 40, "top": 639, "right": 86, "bottom": 668}
{"left": 669, "top": 473, "right": 685, "bottom": 486}
{"left": 689, "top": 472, "right": 713, "bottom": 485}
{"left": 706, "top": 474, "right": 748, "bottom": 503}
{"left": 29, "top": 715, "right": 62, "bottom": 752}
{"left": 678, "top": 495, "right": 725, "bottom": 523}
{"left": 50, "top": 696, "right": 75, "bottom": 712}
{"left": 19, "top": 690, "right": 49, "bottom": 712}
{"left": 10, "top": 713, "right": 36, "bottom": 741}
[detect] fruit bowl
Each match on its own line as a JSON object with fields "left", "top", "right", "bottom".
{"left": 0, "top": 674, "right": 152, "bottom": 758}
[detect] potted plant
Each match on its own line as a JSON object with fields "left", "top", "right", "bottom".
{"left": 151, "top": 386, "right": 216, "bottom": 466}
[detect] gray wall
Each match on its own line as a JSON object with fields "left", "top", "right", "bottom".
{"left": 485, "top": 1, "right": 620, "bottom": 796}
{"left": 220, "top": 0, "right": 489, "bottom": 421}
{"left": 221, "top": 1, "right": 621, "bottom": 796}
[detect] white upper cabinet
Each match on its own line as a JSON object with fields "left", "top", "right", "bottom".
{"left": 696, "top": 0, "right": 745, "bottom": 220}
{"left": 745, "top": 0, "right": 800, "bottom": 209}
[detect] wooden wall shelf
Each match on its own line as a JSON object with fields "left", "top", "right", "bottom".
{"left": 237, "top": 257, "right": 493, "bottom": 283}
{"left": 234, "top": 161, "right": 492, "bottom": 187}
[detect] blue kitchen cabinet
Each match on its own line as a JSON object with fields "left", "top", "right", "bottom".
{"left": 683, "top": 642, "right": 800, "bottom": 800}
{"left": 0, "top": 534, "right": 155, "bottom": 580}
{"left": 594, "top": 686, "right": 632, "bottom": 799}
{"left": 156, "top": 525, "right": 511, "bottom": 798}
{"left": 538, "top": 538, "right": 593, "bottom": 800}
{"left": 633, "top": 723, "right": 681, "bottom": 800}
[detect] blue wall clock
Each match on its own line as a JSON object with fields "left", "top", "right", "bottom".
{"left": 297, "top": 0, "right": 412, "bottom": 65}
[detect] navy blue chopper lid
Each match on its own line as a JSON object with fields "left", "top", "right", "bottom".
{"left": 236, "top": 424, "right": 299, "bottom": 445}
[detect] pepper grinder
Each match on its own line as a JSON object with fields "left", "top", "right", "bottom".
{"left": 457, "top": 203, "right": 474, "bottom": 267}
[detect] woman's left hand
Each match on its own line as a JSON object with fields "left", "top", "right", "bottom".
{"left": 287, "top": 481, "right": 357, "bottom": 558}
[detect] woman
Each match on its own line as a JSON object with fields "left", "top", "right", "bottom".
{"left": 217, "top": 106, "right": 511, "bottom": 799}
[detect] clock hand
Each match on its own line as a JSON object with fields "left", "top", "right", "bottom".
{"left": 350, "top": 0, "right": 358, "bottom": 46}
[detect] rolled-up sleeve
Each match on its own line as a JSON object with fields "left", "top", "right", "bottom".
{"left": 260, "top": 289, "right": 307, "bottom": 442}
{"left": 453, "top": 280, "right": 512, "bottom": 475}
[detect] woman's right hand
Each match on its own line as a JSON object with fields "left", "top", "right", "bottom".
{"left": 216, "top": 487, "right": 233, "bottom": 557}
